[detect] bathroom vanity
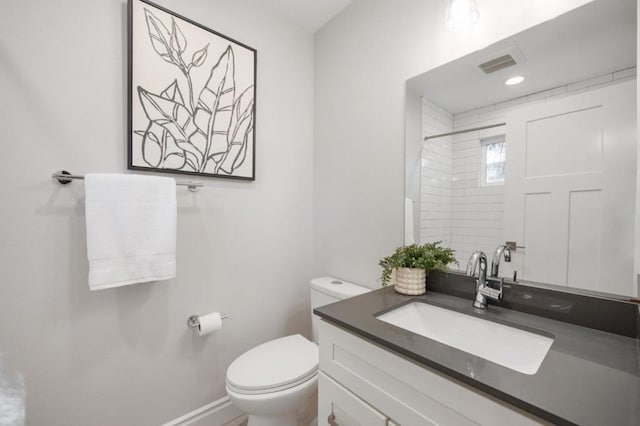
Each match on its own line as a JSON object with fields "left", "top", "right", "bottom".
{"left": 316, "top": 1, "right": 640, "bottom": 423}
{"left": 314, "top": 272, "right": 640, "bottom": 426}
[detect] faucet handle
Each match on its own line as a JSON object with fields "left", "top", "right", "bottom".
{"left": 479, "top": 286, "right": 500, "bottom": 301}
{"left": 481, "top": 277, "right": 504, "bottom": 301}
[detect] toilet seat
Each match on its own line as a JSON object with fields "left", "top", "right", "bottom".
{"left": 226, "top": 334, "right": 319, "bottom": 395}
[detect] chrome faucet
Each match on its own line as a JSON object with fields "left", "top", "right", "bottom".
{"left": 466, "top": 250, "right": 482, "bottom": 276}
{"left": 467, "top": 251, "right": 503, "bottom": 309}
{"left": 490, "top": 245, "right": 511, "bottom": 277}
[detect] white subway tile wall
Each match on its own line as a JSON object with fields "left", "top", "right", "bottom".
{"left": 448, "top": 122, "right": 505, "bottom": 268}
{"left": 419, "top": 67, "right": 636, "bottom": 269}
{"left": 420, "top": 99, "right": 453, "bottom": 246}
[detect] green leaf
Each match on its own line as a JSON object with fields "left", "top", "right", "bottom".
{"left": 378, "top": 242, "right": 457, "bottom": 286}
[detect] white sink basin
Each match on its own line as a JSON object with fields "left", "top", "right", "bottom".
{"left": 376, "top": 302, "right": 553, "bottom": 375}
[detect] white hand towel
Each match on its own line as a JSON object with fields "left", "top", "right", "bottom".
{"left": 84, "top": 173, "right": 177, "bottom": 290}
{"left": 404, "top": 197, "right": 415, "bottom": 245}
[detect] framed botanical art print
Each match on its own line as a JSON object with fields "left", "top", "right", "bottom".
{"left": 128, "top": 0, "right": 256, "bottom": 180}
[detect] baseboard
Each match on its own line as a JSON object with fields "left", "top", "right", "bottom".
{"left": 162, "top": 395, "right": 246, "bottom": 426}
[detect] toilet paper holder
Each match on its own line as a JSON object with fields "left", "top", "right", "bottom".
{"left": 187, "top": 313, "right": 229, "bottom": 329}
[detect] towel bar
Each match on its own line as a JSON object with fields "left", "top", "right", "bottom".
{"left": 52, "top": 170, "right": 203, "bottom": 192}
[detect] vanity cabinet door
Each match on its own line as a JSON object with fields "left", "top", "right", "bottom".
{"left": 319, "top": 320, "right": 546, "bottom": 426}
{"left": 319, "top": 372, "right": 388, "bottom": 426}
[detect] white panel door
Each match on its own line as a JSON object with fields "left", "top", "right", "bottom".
{"left": 503, "top": 80, "right": 636, "bottom": 294}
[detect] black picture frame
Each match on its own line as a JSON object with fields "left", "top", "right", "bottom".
{"left": 128, "top": 0, "right": 257, "bottom": 181}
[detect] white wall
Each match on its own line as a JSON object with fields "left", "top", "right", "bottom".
{"left": 420, "top": 99, "right": 453, "bottom": 246}
{"left": 314, "top": 0, "right": 592, "bottom": 287}
{"left": 449, "top": 136, "right": 504, "bottom": 268}
{"left": 0, "top": 0, "right": 313, "bottom": 424}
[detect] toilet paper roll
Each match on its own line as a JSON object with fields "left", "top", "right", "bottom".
{"left": 197, "top": 312, "right": 223, "bottom": 336}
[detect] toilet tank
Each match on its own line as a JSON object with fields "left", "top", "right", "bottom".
{"left": 310, "top": 277, "right": 370, "bottom": 343}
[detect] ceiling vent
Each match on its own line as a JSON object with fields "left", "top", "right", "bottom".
{"left": 478, "top": 54, "right": 517, "bottom": 74}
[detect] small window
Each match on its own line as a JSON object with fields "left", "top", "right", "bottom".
{"left": 481, "top": 135, "right": 506, "bottom": 186}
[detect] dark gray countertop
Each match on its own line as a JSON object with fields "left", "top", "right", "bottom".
{"left": 314, "top": 287, "right": 640, "bottom": 426}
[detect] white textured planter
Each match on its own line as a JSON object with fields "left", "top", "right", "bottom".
{"left": 394, "top": 268, "right": 427, "bottom": 295}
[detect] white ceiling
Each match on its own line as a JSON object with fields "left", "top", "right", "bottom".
{"left": 407, "top": 0, "right": 637, "bottom": 114}
{"left": 256, "top": 0, "right": 353, "bottom": 32}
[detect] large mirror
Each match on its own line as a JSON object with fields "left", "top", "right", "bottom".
{"left": 405, "top": 0, "right": 638, "bottom": 297}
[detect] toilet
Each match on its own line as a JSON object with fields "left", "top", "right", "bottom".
{"left": 225, "top": 277, "right": 370, "bottom": 426}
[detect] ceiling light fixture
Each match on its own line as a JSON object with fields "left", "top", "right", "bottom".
{"left": 505, "top": 76, "right": 525, "bottom": 86}
{"left": 445, "top": 0, "right": 479, "bottom": 32}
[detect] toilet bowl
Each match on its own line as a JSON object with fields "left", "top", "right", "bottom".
{"left": 226, "top": 335, "right": 318, "bottom": 426}
{"left": 225, "top": 278, "right": 370, "bottom": 426}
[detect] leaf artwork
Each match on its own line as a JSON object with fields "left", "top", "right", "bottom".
{"left": 133, "top": 5, "right": 255, "bottom": 178}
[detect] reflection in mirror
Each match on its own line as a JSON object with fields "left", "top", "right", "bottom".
{"left": 405, "top": 0, "right": 637, "bottom": 297}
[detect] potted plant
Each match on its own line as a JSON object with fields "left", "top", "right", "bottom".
{"left": 379, "top": 242, "right": 456, "bottom": 295}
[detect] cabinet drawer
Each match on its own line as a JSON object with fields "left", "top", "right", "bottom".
{"left": 319, "top": 372, "right": 388, "bottom": 426}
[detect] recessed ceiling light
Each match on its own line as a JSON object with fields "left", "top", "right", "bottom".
{"left": 505, "top": 76, "right": 525, "bottom": 86}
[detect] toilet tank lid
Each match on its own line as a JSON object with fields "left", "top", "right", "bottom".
{"left": 310, "top": 277, "right": 371, "bottom": 299}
